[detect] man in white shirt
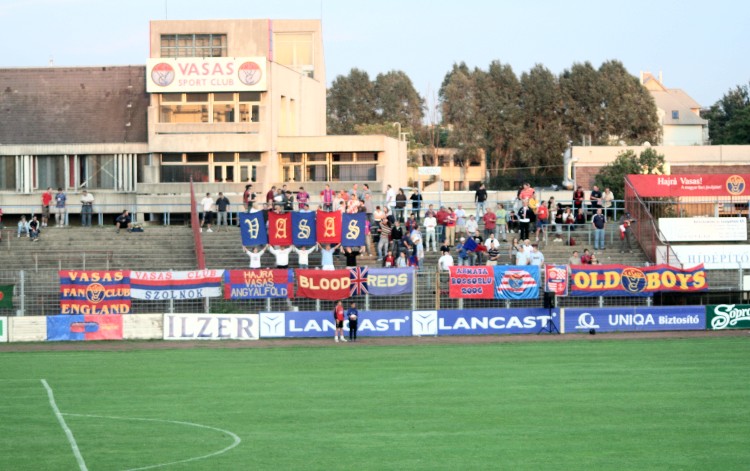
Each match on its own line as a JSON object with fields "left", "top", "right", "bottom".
{"left": 454, "top": 204, "right": 467, "bottom": 236}
{"left": 242, "top": 246, "right": 266, "bottom": 268}
{"left": 438, "top": 249, "right": 454, "bottom": 271}
{"left": 200, "top": 192, "right": 215, "bottom": 233}
{"left": 292, "top": 245, "right": 317, "bottom": 269}
{"left": 465, "top": 215, "right": 479, "bottom": 237}
{"left": 528, "top": 245, "right": 545, "bottom": 266}
{"left": 423, "top": 213, "right": 437, "bottom": 252}
{"left": 268, "top": 245, "right": 293, "bottom": 269}
{"left": 385, "top": 184, "right": 396, "bottom": 212}
{"left": 484, "top": 234, "right": 500, "bottom": 251}
{"left": 80, "top": 189, "right": 95, "bottom": 227}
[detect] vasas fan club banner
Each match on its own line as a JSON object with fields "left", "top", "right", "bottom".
{"left": 296, "top": 269, "right": 350, "bottom": 300}
{"left": 59, "top": 270, "right": 131, "bottom": 315}
{"left": 268, "top": 212, "right": 293, "bottom": 246}
{"left": 569, "top": 264, "right": 708, "bottom": 297}
{"left": 316, "top": 210, "right": 342, "bottom": 244}
{"left": 224, "top": 269, "right": 294, "bottom": 299}
{"left": 130, "top": 270, "right": 224, "bottom": 300}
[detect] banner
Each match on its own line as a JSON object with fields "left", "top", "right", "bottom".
{"left": 367, "top": 268, "right": 414, "bottom": 296}
{"left": 164, "top": 314, "right": 259, "bottom": 340}
{"left": 627, "top": 174, "right": 750, "bottom": 197}
{"left": 569, "top": 264, "right": 707, "bottom": 297}
{"left": 0, "top": 285, "right": 13, "bottom": 308}
{"left": 544, "top": 265, "right": 569, "bottom": 296}
{"left": 239, "top": 212, "right": 268, "bottom": 246}
{"left": 494, "top": 265, "right": 540, "bottom": 300}
{"left": 349, "top": 267, "right": 369, "bottom": 296}
{"left": 146, "top": 57, "right": 268, "bottom": 93}
{"left": 707, "top": 304, "right": 750, "bottom": 330}
{"left": 223, "top": 269, "right": 293, "bottom": 299}
{"left": 0, "top": 317, "right": 6, "bottom": 343}
{"left": 341, "top": 212, "right": 367, "bottom": 247}
{"left": 449, "top": 266, "right": 495, "bottom": 299}
{"left": 316, "top": 210, "right": 342, "bottom": 244}
{"left": 656, "top": 245, "right": 750, "bottom": 269}
{"left": 259, "top": 310, "right": 411, "bottom": 338}
{"left": 47, "top": 315, "right": 123, "bottom": 341}
{"left": 130, "top": 270, "right": 224, "bottom": 300}
{"left": 659, "top": 217, "right": 747, "bottom": 242}
{"left": 437, "top": 308, "right": 556, "bottom": 335}
{"left": 267, "top": 212, "right": 292, "bottom": 246}
{"left": 292, "top": 211, "right": 317, "bottom": 246}
{"left": 295, "top": 269, "right": 350, "bottom": 300}
{"left": 564, "top": 306, "right": 705, "bottom": 333}
{"left": 59, "top": 271, "right": 131, "bottom": 315}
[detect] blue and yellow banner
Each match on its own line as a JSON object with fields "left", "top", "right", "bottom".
{"left": 239, "top": 212, "right": 268, "bottom": 246}
{"left": 292, "top": 211, "right": 316, "bottom": 246}
{"left": 341, "top": 213, "right": 366, "bottom": 247}
{"left": 494, "top": 265, "right": 540, "bottom": 300}
{"left": 570, "top": 264, "right": 708, "bottom": 297}
{"left": 59, "top": 270, "right": 130, "bottom": 315}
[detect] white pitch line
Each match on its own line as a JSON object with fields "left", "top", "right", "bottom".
{"left": 62, "top": 413, "right": 242, "bottom": 471}
{"left": 40, "top": 379, "right": 88, "bottom": 471}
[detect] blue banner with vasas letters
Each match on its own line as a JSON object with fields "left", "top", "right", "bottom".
{"left": 563, "top": 306, "right": 705, "bottom": 333}
{"left": 437, "top": 308, "right": 558, "bottom": 335}
{"left": 239, "top": 212, "right": 268, "bottom": 246}
{"left": 291, "top": 211, "right": 317, "bottom": 246}
{"left": 340, "top": 212, "right": 367, "bottom": 247}
{"left": 259, "top": 310, "right": 412, "bottom": 338}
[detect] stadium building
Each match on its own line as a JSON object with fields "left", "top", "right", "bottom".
{"left": 0, "top": 19, "right": 407, "bottom": 222}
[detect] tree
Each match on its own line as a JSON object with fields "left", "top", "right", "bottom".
{"left": 594, "top": 148, "right": 666, "bottom": 198}
{"left": 373, "top": 70, "right": 425, "bottom": 133}
{"left": 702, "top": 83, "right": 750, "bottom": 144}
{"left": 560, "top": 61, "right": 608, "bottom": 145}
{"left": 326, "top": 68, "right": 376, "bottom": 135}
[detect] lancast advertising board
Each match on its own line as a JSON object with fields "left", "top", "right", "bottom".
{"left": 259, "top": 311, "right": 412, "bottom": 338}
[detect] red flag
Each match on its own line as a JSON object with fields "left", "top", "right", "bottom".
{"left": 268, "top": 212, "right": 292, "bottom": 246}
{"left": 296, "top": 269, "right": 350, "bottom": 300}
{"left": 316, "top": 210, "right": 341, "bottom": 244}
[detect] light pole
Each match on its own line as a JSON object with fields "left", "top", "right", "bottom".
{"left": 392, "top": 122, "right": 402, "bottom": 141}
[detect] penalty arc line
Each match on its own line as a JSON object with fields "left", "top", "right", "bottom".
{"left": 40, "top": 379, "right": 89, "bottom": 471}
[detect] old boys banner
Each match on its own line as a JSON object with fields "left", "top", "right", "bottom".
{"left": 131, "top": 270, "right": 224, "bottom": 300}
{"left": 239, "top": 212, "right": 268, "bottom": 246}
{"left": 316, "top": 210, "right": 342, "bottom": 244}
{"left": 495, "top": 265, "right": 540, "bottom": 300}
{"left": 449, "top": 266, "right": 495, "bottom": 299}
{"left": 367, "top": 268, "right": 414, "bottom": 296}
{"left": 59, "top": 270, "right": 131, "bottom": 315}
{"left": 341, "top": 213, "right": 366, "bottom": 247}
{"left": 224, "top": 269, "right": 293, "bottom": 299}
{"left": 292, "top": 211, "right": 316, "bottom": 246}
{"left": 569, "top": 264, "right": 707, "bottom": 297}
{"left": 296, "top": 269, "right": 350, "bottom": 300}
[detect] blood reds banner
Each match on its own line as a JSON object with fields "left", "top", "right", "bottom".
{"left": 627, "top": 174, "right": 750, "bottom": 197}
{"left": 449, "top": 266, "right": 495, "bottom": 299}
{"left": 569, "top": 264, "right": 707, "bottom": 297}
{"left": 59, "top": 270, "right": 131, "bottom": 315}
{"left": 295, "top": 269, "right": 350, "bottom": 300}
{"left": 47, "top": 315, "right": 124, "bottom": 341}
{"left": 316, "top": 210, "right": 342, "bottom": 244}
{"left": 292, "top": 211, "right": 316, "bottom": 246}
{"left": 494, "top": 265, "right": 540, "bottom": 300}
{"left": 545, "top": 264, "right": 569, "bottom": 296}
{"left": 239, "top": 212, "right": 268, "bottom": 246}
{"left": 130, "top": 270, "right": 224, "bottom": 300}
{"left": 223, "top": 269, "right": 293, "bottom": 299}
{"left": 367, "top": 268, "right": 414, "bottom": 296}
{"left": 267, "top": 212, "right": 293, "bottom": 246}
{"left": 341, "top": 213, "right": 367, "bottom": 247}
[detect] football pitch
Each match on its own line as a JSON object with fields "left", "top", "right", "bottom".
{"left": 1, "top": 337, "right": 748, "bottom": 470}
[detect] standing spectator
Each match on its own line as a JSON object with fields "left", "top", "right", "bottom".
{"left": 200, "top": 192, "right": 215, "bottom": 233}
{"left": 444, "top": 207, "right": 457, "bottom": 246}
{"left": 619, "top": 213, "right": 635, "bottom": 253}
{"left": 456, "top": 238, "right": 469, "bottom": 266}
{"left": 266, "top": 186, "right": 277, "bottom": 205}
{"left": 436, "top": 206, "right": 449, "bottom": 243}
{"left": 589, "top": 185, "right": 602, "bottom": 213}
{"left": 508, "top": 210, "right": 519, "bottom": 234}
{"left": 346, "top": 194, "right": 360, "bottom": 214}
{"left": 603, "top": 187, "right": 615, "bottom": 220}
{"left": 344, "top": 246, "right": 363, "bottom": 267}
{"left": 333, "top": 301, "right": 347, "bottom": 342}
{"left": 486, "top": 239, "right": 501, "bottom": 266}
{"left": 215, "top": 192, "right": 231, "bottom": 231}
{"left": 17, "top": 216, "right": 29, "bottom": 238}
{"left": 373, "top": 205, "right": 385, "bottom": 227}
{"left": 474, "top": 183, "right": 488, "bottom": 217}
{"left": 405, "top": 213, "right": 418, "bottom": 233}
{"left": 364, "top": 219, "right": 373, "bottom": 256}
{"left": 528, "top": 245, "right": 545, "bottom": 266}
{"left": 321, "top": 184, "right": 334, "bottom": 211}
{"left": 80, "top": 190, "right": 94, "bottom": 227}
{"left": 518, "top": 182, "right": 535, "bottom": 201}
{"left": 592, "top": 208, "right": 606, "bottom": 251}
{"left": 54, "top": 187, "right": 67, "bottom": 227}
{"left": 574, "top": 208, "right": 587, "bottom": 227}
{"left": 568, "top": 250, "right": 582, "bottom": 265}
{"left": 573, "top": 185, "right": 585, "bottom": 211}
{"left": 362, "top": 183, "right": 372, "bottom": 201}
{"left": 243, "top": 184, "right": 255, "bottom": 213}
{"left": 243, "top": 245, "right": 267, "bottom": 268}
{"left": 296, "top": 186, "right": 309, "bottom": 210}
{"left": 423, "top": 212, "right": 437, "bottom": 252}
{"left": 115, "top": 210, "right": 132, "bottom": 233}
{"left": 454, "top": 204, "right": 467, "bottom": 237}
{"left": 395, "top": 188, "right": 407, "bottom": 222}
{"left": 534, "top": 201, "right": 548, "bottom": 242}
{"left": 377, "top": 218, "right": 392, "bottom": 259}
{"left": 318, "top": 243, "right": 340, "bottom": 270}
{"left": 466, "top": 214, "right": 479, "bottom": 238}
{"left": 495, "top": 203, "right": 508, "bottom": 241}
{"left": 390, "top": 220, "right": 404, "bottom": 256}
{"left": 396, "top": 251, "right": 408, "bottom": 267}
{"left": 268, "top": 245, "right": 293, "bottom": 269}
{"left": 293, "top": 245, "right": 317, "bottom": 269}
{"left": 438, "top": 249, "right": 454, "bottom": 271}
{"left": 28, "top": 216, "right": 40, "bottom": 242}
{"left": 364, "top": 193, "right": 375, "bottom": 224}
{"left": 410, "top": 188, "right": 423, "bottom": 222}
{"left": 514, "top": 239, "right": 529, "bottom": 265}
{"left": 424, "top": 204, "right": 436, "bottom": 219}
{"left": 482, "top": 210, "right": 497, "bottom": 239}
{"left": 385, "top": 184, "right": 396, "bottom": 214}
{"left": 41, "top": 187, "right": 53, "bottom": 227}
{"left": 517, "top": 201, "right": 534, "bottom": 240}
{"left": 349, "top": 183, "right": 359, "bottom": 200}
{"left": 347, "top": 302, "right": 359, "bottom": 342}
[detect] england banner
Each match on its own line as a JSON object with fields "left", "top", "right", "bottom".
{"left": 449, "top": 266, "right": 495, "bottom": 299}
{"left": 239, "top": 212, "right": 267, "bottom": 246}
{"left": 131, "top": 270, "right": 224, "bottom": 300}
{"left": 341, "top": 212, "right": 366, "bottom": 247}
{"left": 494, "top": 265, "right": 540, "bottom": 300}
{"left": 267, "top": 212, "right": 293, "bottom": 246}
{"left": 349, "top": 267, "right": 369, "bottom": 296}
{"left": 367, "top": 268, "right": 414, "bottom": 296}
{"left": 59, "top": 270, "right": 131, "bottom": 315}
{"left": 292, "top": 211, "right": 317, "bottom": 246}
{"left": 295, "top": 269, "right": 350, "bottom": 300}
{"left": 569, "top": 264, "right": 707, "bottom": 297}
{"left": 316, "top": 210, "right": 342, "bottom": 244}
{"left": 224, "top": 269, "right": 293, "bottom": 299}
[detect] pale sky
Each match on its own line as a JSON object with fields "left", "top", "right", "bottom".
{"left": 1, "top": 0, "right": 747, "bottom": 108}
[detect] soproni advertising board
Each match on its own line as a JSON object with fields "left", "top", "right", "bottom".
{"left": 564, "top": 306, "right": 705, "bottom": 333}
{"left": 706, "top": 304, "right": 750, "bottom": 330}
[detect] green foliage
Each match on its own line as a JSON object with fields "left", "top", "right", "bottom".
{"left": 594, "top": 148, "right": 666, "bottom": 198}
{"left": 703, "top": 82, "right": 750, "bottom": 144}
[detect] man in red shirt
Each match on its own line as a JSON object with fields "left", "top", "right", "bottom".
{"left": 482, "top": 211, "right": 497, "bottom": 239}
{"left": 41, "top": 187, "right": 53, "bottom": 227}
{"left": 333, "top": 300, "right": 347, "bottom": 342}
{"left": 535, "top": 201, "right": 549, "bottom": 242}
{"left": 436, "top": 206, "right": 449, "bottom": 244}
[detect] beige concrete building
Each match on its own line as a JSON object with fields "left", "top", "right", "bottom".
{"left": 641, "top": 72, "right": 709, "bottom": 146}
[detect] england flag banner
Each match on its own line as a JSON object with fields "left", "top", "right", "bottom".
{"left": 292, "top": 211, "right": 317, "bottom": 246}
{"left": 131, "top": 270, "right": 224, "bottom": 300}
{"left": 494, "top": 265, "right": 540, "bottom": 300}
{"left": 341, "top": 213, "right": 366, "bottom": 247}
{"left": 239, "top": 212, "right": 268, "bottom": 246}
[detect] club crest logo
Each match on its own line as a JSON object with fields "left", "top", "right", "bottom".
{"left": 85, "top": 283, "right": 106, "bottom": 304}
{"left": 620, "top": 268, "right": 647, "bottom": 293}
{"left": 238, "top": 61, "right": 263, "bottom": 86}
{"left": 499, "top": 270, "right": 536, "bottom": 294}
{"left": 726, "top": 175, "right": 746, "bottom": 195}
{"left": 150, "top": 62, "right": 175, "bottom": 87}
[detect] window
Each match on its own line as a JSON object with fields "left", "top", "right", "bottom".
{"left": 158, "top": 93, "right": 261, "bottom": 124}
{"left": 160, "top": 34, "right": 227, "bottom": 58}
{"left": 281, "top": 153, "right": 303, "bottom": 163}
{"left": 0, "top": 157, "right": 15, "bottom": 190}
{"left": 37, "top": 156, "right": 64, "bottom": 190}
{"left": 274, "top": 33, "right": 315, "bottom": 78}
{"left": 672, "top": 110, "right": 679, "bottom": 120}
{"left": 80, "top": 155, "right": 115, "bottom": 189}
{"left": 161, "top": 165, "right": 209, "bottom": 183}
{"left": 238, "top": 153, "right": 261, "bottom": 162}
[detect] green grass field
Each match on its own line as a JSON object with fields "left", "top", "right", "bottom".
{"left": 1, "top": 337, "right": 748, "bottom": 470}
